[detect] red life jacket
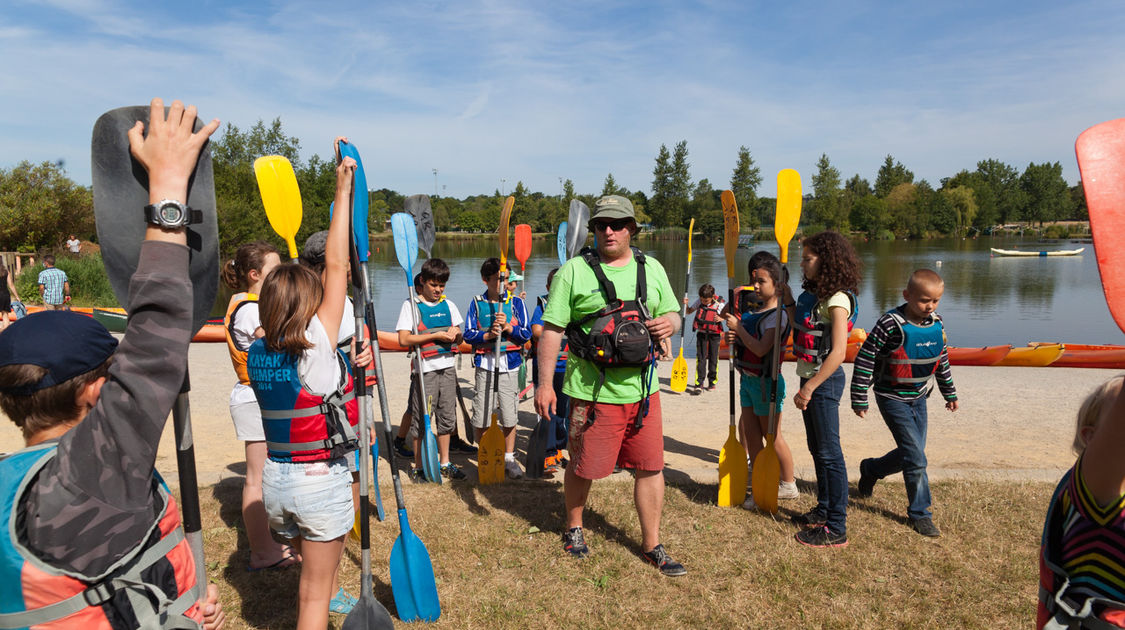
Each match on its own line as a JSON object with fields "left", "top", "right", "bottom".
{"left": 692, "top": 301, "right": 724, "bottom": 335}
{"left": 792, "top": 290, "right": 858, "bottom": 365}
{"left": 733, "top": 307, "right": 788, "bottom": 378}
{"left": 0, "top": 444, "right": 203, "bottom": 629}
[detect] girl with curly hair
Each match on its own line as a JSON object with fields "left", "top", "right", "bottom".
{"left": 789, "top": 230, "right": 862, "bottom": 548}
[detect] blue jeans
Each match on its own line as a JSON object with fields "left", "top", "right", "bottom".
{"left": 870, "top": 395, "right": 932, "bottom": 520}
{"left": 801, "top": 368, "right": 847, "bottom": 536}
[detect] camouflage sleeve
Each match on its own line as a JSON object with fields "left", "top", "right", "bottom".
{"left": 22, "top": 241, "right": 193, "bottom": 577}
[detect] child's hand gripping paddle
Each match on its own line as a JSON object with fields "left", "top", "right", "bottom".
{"left": 92, "top": 104, "right": 219, "bottom": 612}
{"left": 1076, "top": 118, "right": 1125, "bottom": 335}
{"left": 717, "top": 191, "right": 747, "bottom": 507}
{"left": 479, "top": 196, "right": 514, "bottom": 485}
{"left": 253, "top": 155, "right": 303, "bottom": 261}
{"left": 750, "top": 170, "right": 803, "bottom": 515}
{"left": 670, "top": 218, "right": 695, "bottom": 393}
{"left": 336, "top": 142, "right": 395, "bottom": 630}
{"left": 391, "top": 212, "right": 442, "bottom": 484}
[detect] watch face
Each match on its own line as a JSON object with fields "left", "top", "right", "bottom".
{"left": 159, "top": 203, "right": 184, "bottom": 224}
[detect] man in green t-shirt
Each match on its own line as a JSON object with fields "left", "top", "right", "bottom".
{"left": 535, "top": 195, "right": 686, "bottom": 577}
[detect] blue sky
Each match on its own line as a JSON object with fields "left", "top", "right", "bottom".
{"left": 1, "top": 0, "right": 1122, "bottom": 198}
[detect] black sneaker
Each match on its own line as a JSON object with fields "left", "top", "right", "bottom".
{"left": 562, "top": 527, "right": 590, "bottom": 558}
{"left": 394, "top": 437, "right": 414, "bottom": 458}
{"left": 450, "top": 436, "right": 476, "bottom": 453}
{"left": 855, "top": 458, "right": 876, "bottom": 498}
{"left": 441, "top": 462, "right": 466, "bottom": 480}
{"left": 910, "top": 517, "right": 941, "bottom": 537}
{"left": 642, "top": 544, "right": 687, "bottom": 577}
{"left": 795, "top": 525, "right": 848, "bottom": 548}
{"left": 792, "top": 508, "right": 828, "bottom": 526}
{"left": 409, "top": 468, "right": 427, "bottom": 484}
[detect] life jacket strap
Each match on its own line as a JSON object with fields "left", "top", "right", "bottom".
{"left": 259, "top": 390, "right": 355, "bottom": 419}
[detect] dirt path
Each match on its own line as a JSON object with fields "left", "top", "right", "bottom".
{"left": 2, "top": 342, "right": 1099, "bottom": 487}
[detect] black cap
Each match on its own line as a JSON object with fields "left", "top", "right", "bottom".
{"left": 0, "top": 311, "right": 118, "bottom": 394}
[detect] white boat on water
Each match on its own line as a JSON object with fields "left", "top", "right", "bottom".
{"left": 990, "top": 247, "right": 1085, "bottom": 257}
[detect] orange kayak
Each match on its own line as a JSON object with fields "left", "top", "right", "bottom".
{"left": 994, "top": 344, "right": 1064, "bottom": 367}
{"left": 946, "top": 345, "right": 1012, "bottom": 366}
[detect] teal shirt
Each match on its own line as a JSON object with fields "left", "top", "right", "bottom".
{"left": 542, "top": 251, "right": 678, "bottom": 404}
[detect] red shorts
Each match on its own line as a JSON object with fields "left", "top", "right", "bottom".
{"left": 568, "top": 394, "right": 664, "bottom": 479}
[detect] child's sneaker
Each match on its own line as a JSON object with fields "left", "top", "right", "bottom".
{"left": 794, "top": 525, "right": 848, "bottom": 548}
{"left": 642, "top": 544, "right": 687, "bottom": 577}
{"left": 329, "top": 588, "right": 357, "bottom": 614}
{"left": 394, "top": 436, "right": 414, "bottom": 458}
{"left": 792, "top": 508, "right": 827, "bottom": 526}
{"left": 855, "top": 458, "right": 876, "bottom": 498}
{"left": 562, "top": 527, "right": 590, "bottom": 558}
{"left": 450, "top": 435, "right": 476, "bottom": 453}
{"left": 707, "top": 382, "right": 717, "bottom": 391}
{"left": 441, "top": 462, "right": 466, "bottom": 480}
{"left": 410, "top": 468, "right": 427, "bottom": 484}
{"left": 505, "top": 458, "right": 523, "bottom": 479}
{"left": 778, "top": 480, "right": 799, "bottom": 499}
{"left": 741, "top": 494, "right": 757, "bottom": 511}
{"left": 910, "top": 517, "right": 941, "bottom": 537}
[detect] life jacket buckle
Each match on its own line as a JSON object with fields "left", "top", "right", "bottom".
{"left": 1051, "top": 576, "right": 1097, "bottom": 621}
{"left": 83, "top": 581, "right": 115, "bottom": 606}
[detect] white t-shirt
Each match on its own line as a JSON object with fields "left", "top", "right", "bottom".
{"left": 66, "top": 238, "right": 81, "bottom": 253}
{"left": 229, "top": 300, "right": 261, "bottom": 406}
{"left": 396, "top": 297, "right": 464, "bottom": 373}
{"left": 301, "top": 315, "right": 343, "bottom": 394}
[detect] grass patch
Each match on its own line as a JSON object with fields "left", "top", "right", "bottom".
{"left": 198, "top": 476, "right": 1049, "bottom": 628}
{"left": 14, "top": 253, "right": 117, "bottom": 307}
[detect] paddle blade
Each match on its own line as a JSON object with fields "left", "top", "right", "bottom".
{"left": 717, "top": 425, "right": 747, "bottom": 507}
{"left": 1076, "top": 118, "right": 1125, "bottom": 334}
{"left": 525, "top": 416, "right": 549, "bottom": 479}
{"left": 478, "top": 417, "right": 506, "bottom": 485}
{"left": 567, "top": 200, "right": 590, "bottom": 258}
{"left": 404, "top": 194, "right": 435, "bottom": 257}
{"left": 670, "top": 349, "right": 688, "bottom": 393}
{"left": 371, "top": 443, "right": 385, "bottom": 521}
{"left": 337, "top": 142, "right": 370, "bottom": 262}
{"left": 421, "top": 412, "right": 441, "bottom": 484}
{"left": 341, "top": 595, "right": 394, "bottom": 630}
{"left": 498, "top": 196, "right": 514, "bottom": 267}
{"left": 687, "top": 217, "right": 695, "bottom": 263}
{"left": 775, "top": 169, "right": 803, "bottom": 264}
{"left": 556, "top": 222, "right": 568, "bottom": 265}
{"left": 514, "top": 223, "right": 533, "bottom": 266}
{"left": 750, "top": 437, "right": 780, "bottom": 514}
{"left": 390, "top": 213, "right": 418, "bottom": 284}
{"left": 721, "top": 190, "right": 740, "bottom": 278}
{"left": 254, "top": 155, "right": 302, "bottom": 259}
{"left": 389, "top": 510, "right": 441, "bottom": 622}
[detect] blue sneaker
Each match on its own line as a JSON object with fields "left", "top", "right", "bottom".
{"left": 329, "top": 588, "right": 357, "bottom": 614}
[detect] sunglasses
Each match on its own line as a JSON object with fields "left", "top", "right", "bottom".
{"left": 590, "top": 218, "right": 632, "bottom": 233}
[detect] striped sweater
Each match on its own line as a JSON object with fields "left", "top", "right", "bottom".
{"left": 850, "top": 306, "right": 957, "bottom": 409}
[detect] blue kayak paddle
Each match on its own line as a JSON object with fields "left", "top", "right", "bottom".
{"left": 391, "top": 212, "right": 442, "bottom": 484}
{"left": 556, "top": 221, "right": 568, "bottom": 266}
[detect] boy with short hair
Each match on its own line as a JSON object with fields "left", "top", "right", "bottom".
{"left": 0, "top": 98, "right": 223, "bottom": 628}
{"left": 37, "top": 254, "right": 70, "bottom": 309}
{"left": 685, "top": 283, "right": 724, "bottom": 391}
{"left": 465, "top": 257, "right": 532, "bottom": 479}
{"left": 396, "top": 258, "right": 465, "bottom": 480}
{"left": 850, "top": 268, "right": 959, "bottom": 537}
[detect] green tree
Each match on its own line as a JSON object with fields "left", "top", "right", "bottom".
{"left": 849, "top": 195, "right": 889, "bottom": 238}
{"left": 563, "top": 179, "right": 575, "bottom": 203}
{"left": 730, "top": 146, "right": 761, "bottom": 229}
{"left": 692, "top": 178, "right": 723, "bottom": 237}
{"left": 649, "top": 144, "right": 673, "bottom": 227}
{"left": 874, "top": 155, "right": 914, "bottom": 198}
{"left": 885, "top": 182, "right": 918, "bottom": 237}
{"left": 941, "top": 185, "right": 978, "bottom": 236}
{"left": 1071, "top": 183, "right": 1088, "bottom": 221}
{"left": 1020, "top": 161, "right": 1073, "bottom": 225}
{"left": 0, "top": 161, "right": 93, "bottom": 253}
{"left": 602, "top": 173, "right": 625, "bottom": 197}
{"left": 669, "top": 140, "right": 692, "bottom": 228}
{"left": 811, "top": 154, "right": 847, "bottom": 230}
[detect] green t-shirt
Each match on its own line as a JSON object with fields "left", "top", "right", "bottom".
{"left": 542, "top": 251, "right": 679, "bottom": 403}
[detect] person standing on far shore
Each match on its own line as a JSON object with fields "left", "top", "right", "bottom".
{"left": 37, "top": 255, "right": 69, "bottom": 310}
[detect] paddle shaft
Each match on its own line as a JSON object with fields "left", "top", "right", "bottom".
{"left": 679, "top": 259, "right": 692, "bottom": 352}
{"left": 171, "top": 375, "right": 206, "bottom": 600}
{"left": 728, "top": 281, "right": 736, "bottom": 428}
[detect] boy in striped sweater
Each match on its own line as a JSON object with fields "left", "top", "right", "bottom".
{"left": 850, "top": 269, "right": 958, "bottom": 537}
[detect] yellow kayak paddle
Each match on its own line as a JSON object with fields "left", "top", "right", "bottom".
{"left": 253, "top": 155, "right": 302, "bottom": 261}
{"left": 670, "top": 218, "right": 695, "bottom": 393}
{"left": 717, "top": 191, "right": 747, "bottom": 507}
{"left": 478, "top": 195, "right": 515, "bottom": 485}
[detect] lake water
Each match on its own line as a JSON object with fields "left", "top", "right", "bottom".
{"left": 222, "top": 235, "right": 1122, "bottom": 358}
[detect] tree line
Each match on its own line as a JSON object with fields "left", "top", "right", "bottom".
{"left": 0, "top": 117, "right": 1088, "bottom": 256}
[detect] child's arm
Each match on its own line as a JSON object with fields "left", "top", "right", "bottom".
{"left": 507, "top": 298, "right": 532, "bottom": 345}
{"left": 934, "top": 347, "right": 958, "bottom": 411}
{"left": 315, "top": 140, "right": 354, "bottom": 345}
{"left": 794, "top": 304, "right": 850, "bottom": 411}
{"left": 850, "top": 316, "right": 895, "bottom": 416}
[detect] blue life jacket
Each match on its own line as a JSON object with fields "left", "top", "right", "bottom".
{"left": 0, "top": 444, "right": 202, "bottom": 630}
{"left": 876, "top": 309, "right": 945, "bottom": 389}
{"left": 415, "top": 299, "right": 456, "bottom": 359}
{"left": 472, "top": 296, "right": 523, "bottom": 354}
{"left": 792, "top": 290, "right": 858, "bottom": 364}
{"left": 247, "top": 341, "right": 358, "bottom": 463}
{"left": 734, "top": 307, "right": 788, "bottom": 378}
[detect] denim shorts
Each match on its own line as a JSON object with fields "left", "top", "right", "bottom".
{"left": 263, "top": 458, "right": 354, "bottom": 542}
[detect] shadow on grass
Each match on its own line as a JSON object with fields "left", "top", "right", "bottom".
{"left": 664, "top": 435, "right": 718, "bottom": 463}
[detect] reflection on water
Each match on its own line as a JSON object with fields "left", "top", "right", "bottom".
{"left": 214, "top": 235, "right": 1120, "bottom": 356}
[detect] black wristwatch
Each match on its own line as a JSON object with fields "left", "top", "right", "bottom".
{"left": 143, "top": 199, "right": 201, "bottom": 228}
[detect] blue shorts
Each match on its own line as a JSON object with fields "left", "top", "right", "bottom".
{"left": 739, "top": 373, "right": 785, "bottom": 416}
{"left": 263, "top": 458, "right": 354, "bottom": 542}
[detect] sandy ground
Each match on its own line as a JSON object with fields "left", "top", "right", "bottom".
{"left": 1, "top": 340, "right": 1108, "bottom": 488}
